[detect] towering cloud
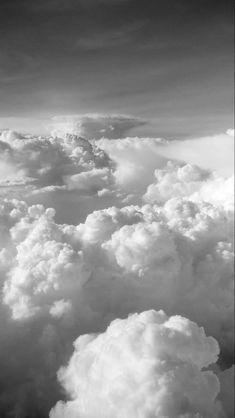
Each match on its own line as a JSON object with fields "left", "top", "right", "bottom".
{"left": 0, "top": 130, "right": 115, "bottom": 192}
{"left": 50, "top": 310, "right": 223, "bottom": 418}
{"left": 50, "top": 114, "right": 145, "bottom": 140}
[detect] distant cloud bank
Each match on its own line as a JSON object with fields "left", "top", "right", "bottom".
{"left": 50, "top": 114, "right": 146, "bottom": 140}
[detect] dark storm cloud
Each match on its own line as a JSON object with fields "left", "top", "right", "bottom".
{"left": 0, "top": 0, "right": 234, "bottom": 136}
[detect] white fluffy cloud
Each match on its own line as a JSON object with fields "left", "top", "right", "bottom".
{"left": 66, "top": 167, "right": 115, "bottom": 193}
{"left": 0, "top": 123, "right": 234, "bottom": 417}
{"left": 0, "top": 130, "right": 115, "bottom": 194}
{"left": 103, "top": 221, "right": 181, "bottom": 292}
{"left": 143, "top": 160, "right": 234, "bottom": 212}
{"left": 1, "top": 200, "right": 89, "bottom": 320}
{"left": 2, "top": 186, "right": 233, "bottom": 356}
{"left": 50, "top": 310, "right": 223, "bottom": 418}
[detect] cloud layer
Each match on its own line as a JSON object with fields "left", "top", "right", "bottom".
{"left": 0, "top": 123, "right": 234, "bottom": 417}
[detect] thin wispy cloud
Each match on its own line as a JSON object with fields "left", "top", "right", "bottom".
{"left": 75, "top": 21, "right": 146, "bottom": 50}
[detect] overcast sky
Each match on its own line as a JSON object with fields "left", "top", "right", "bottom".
{"left": 0, "top": 0, "right": 234, "bottom": 137}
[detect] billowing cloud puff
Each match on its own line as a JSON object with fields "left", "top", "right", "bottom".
{"left": 103, "top": 221, "right": 181, "bottom": 293}
{"left": 144, "top": 161, "right": 234, "bottom": 212}
{"left": 50, "top": 114, "right": 145, "bottom": 140}
{"left": 144, "top": 161, "right": 210, "bottom": 204}
{"left": 50, "top": 310, "right": 223, "bottom": 418}
{"left": 2, "top": 190, "right": 233, "bottom": 359}
{"left": 1, "top": 201, "right": 89, "bottom": 320}
{"left": 66, "top": 167, "right": 115, "bottom": 193}
{"left": 0, "top": 130, "right": 115, "bottom": 193}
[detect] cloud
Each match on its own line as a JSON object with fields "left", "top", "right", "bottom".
{"left": 103, "top": 221, "right": 181, "bottom": 287}
{"left": 143, "top": 160, "right": 234, "bottom": 212}
{"left": 2, "top": 178, "right": 233, "bottom": 357}
{"left": 1, "top": 201, "right": 89, "bottom": 320}
{"left": 157, "top": 130, "right": 234, "bottom": 177}
{"left": 50, "top": 310, "right": 223, "bottom": 418}
{"left": 65, "top": 167, "right": 115, "bottom": 193}
{"left": 0, "top": 125, "right": 233, "bottom": 417}
{"left": 144, "top": 161, "right": 211, "bottom": 205}
{"left": 75, "top": 20, "right": 146, "bottom": 50}
{"left": 97, "top": 130, "right": 234, "bottom": 201}
{"left": 50, "top": 114, "right": 146, "bottom": 140}
{"left": 0, "top": 117, "right": 49, "bottom": 135}
{"left": 0, "top": 130, "right": 115, "bottom": 194}
{"left": 96, "top": 136, "right": 167, "bottom": 196}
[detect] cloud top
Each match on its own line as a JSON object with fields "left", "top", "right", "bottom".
{"left": 50, "top": 114, "right": 146, "bottom": 140}
{"left": 50, "top": 310, "right": 222, "bottom": 418}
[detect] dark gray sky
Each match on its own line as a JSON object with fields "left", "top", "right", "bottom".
{"left": 0, "top": 0, "right": 234, "bottom": 137}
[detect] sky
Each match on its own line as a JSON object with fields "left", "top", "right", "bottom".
{"left": 0, "top": 0, "right": 234, "bottom": 138}
{"left": 0, "top": 3, "right": 234, "bottom": 417}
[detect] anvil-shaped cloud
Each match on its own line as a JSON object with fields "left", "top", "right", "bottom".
{"left": 49, "top": 113, "right": 146, "bottom": 140}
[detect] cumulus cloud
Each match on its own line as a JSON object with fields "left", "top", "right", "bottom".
{"left": 0, "top": 124, "right": 234, "bottom": 417}
{"left": 143, "top": 160, "right": 234, "bottom": 212}
{"left": 1, "top": 201, "right": 88, "bottom": 320}
{"left": 65, "top": 167, "right": 115, "bottom": 193}
{"left": 50, "top": 310, "right": 223, "bottom": 418}
{"left": 96, "top": 136, "right": 167, "bottom": 196}
{"left": 2, "top": 183, "right": 233, "bottom": 356}
{"left": 103, "top": 221, "right": 181, "bottom": 290}
{"left": 0, "top": 130, "right": 116, "bottom": 198}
